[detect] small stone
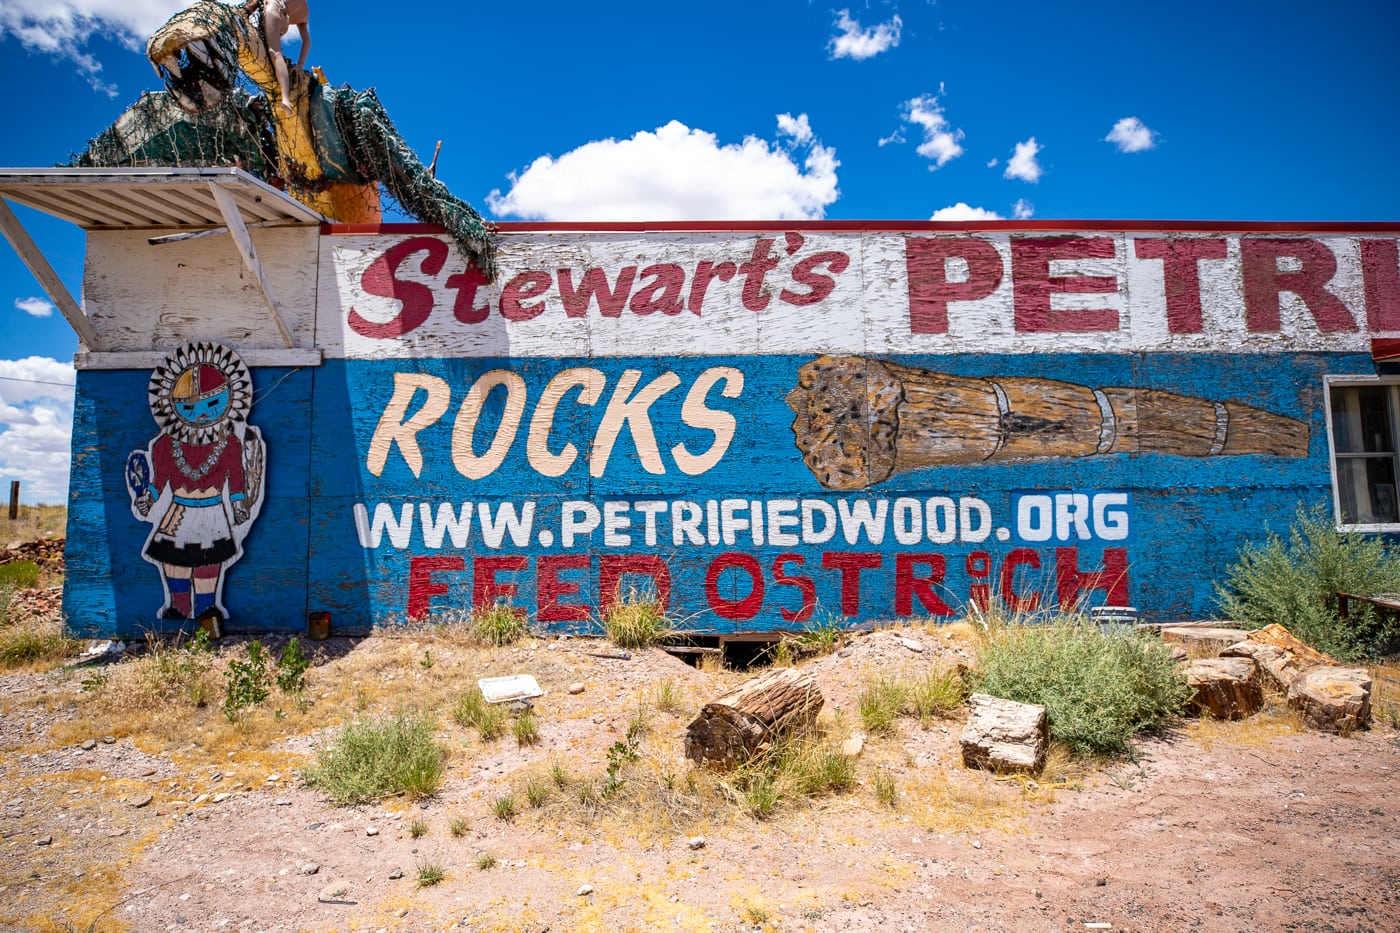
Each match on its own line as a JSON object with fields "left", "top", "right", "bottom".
{"left": 547, "top": 642, "right": 558, "bottom": 651}
{"left": 396, "top": 907, "right": 409, "bottom": 918}
{"left": 971, "top": 839, "right": 982, "bottom": 849}
{"left": 210, "top": 772, "right": 223, "bottom": 783}
{"left": 212, "top": 793, "right": 230, "bottom": 804}
{"left": 900, "top": 638, "right": 925, "bottom": 653}
{"left": 274, "top": 799, "right": 292, "bottom": 806}
{"left": 841, "top": 734, "right": 866, "bottom": 757}
{"left": 317, "top": 881, "right": 351, "bottom": 903}
{"left": 365, "top": 825, "right": 379, "bottom": 837}
{"left": 388, "top": 867, "right": 403, "bottom": 880}
{"left": 81, "top": 739, "right": 96, "bottom": 751}
{"left": 101, "top": 735, "right": 116, "bottom": 745}
{"left": 140, "top": 769, "right": 157, "bottom": 777}
{"left": 568, "top": 682, "right": 586, "bottom": 695}
{"left": 577, "top": 884, "right": 594, "bottom": 896}
{"left": 301, "top": 863, "right": 319, "bottom": 875}
{"left": 687, "top": 836, "right": 706, "bottom": 850}
{"left": 131, "top": 793, "right": 154, "bottom": 809}
{"left": 193, "top": 794, "right": 209, "bottom": 805}
{"left": 36, "top": 835, "right": 53, "bottom": 846}
{"left": 267, "top": 773, "right": 281, "bottom": 782}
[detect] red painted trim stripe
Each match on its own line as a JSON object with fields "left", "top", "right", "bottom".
{"left": 1372, "top": 338, "right": 1400, "bottom": 361}
{"left": 322, "top": 220, "right": 1400, "bottom": 236}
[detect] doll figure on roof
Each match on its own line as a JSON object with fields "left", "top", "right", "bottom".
{"left": 126, "top": 342, "right": 267, "bottom": 626}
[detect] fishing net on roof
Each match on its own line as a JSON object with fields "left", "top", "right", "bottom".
{"left": 63, "top": 0, "right": 497, "bottom": 278}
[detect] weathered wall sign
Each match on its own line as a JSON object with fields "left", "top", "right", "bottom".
{"left": 63, "top": 224, "right": 1400, "bottom": 637}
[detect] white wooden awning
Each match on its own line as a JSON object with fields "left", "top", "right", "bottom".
{"left": 0, "top": 167, "right": 323, "bottom": 229}
{"left": 0, "top": 167, "right": 324, "bottom": 357}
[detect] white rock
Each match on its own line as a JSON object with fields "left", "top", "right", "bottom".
{"left": 317, "top": 881, "right": 351, "bottom": 903}
{"left": 211, "top": 793, "right": 230, "bottom": 804}
{"left": 900, "top": 638, "right": 925, "bottom": 653}
{"left": 577, "top": 884, "right": 594, "bottom": 896}
{"left": 959, "top": 693, "right": 1047, "bottom": 774}
{"left": 568, "top": 682, "right": 586, "bottom": 695}
{"left": 365, "top": 825, "right": 379, "bottom": 836}
{"left": 300, "top": 863, "right": 319, "bottom": 875}
{"left": 687, "top": 836, "right": 706, "bottom": 850}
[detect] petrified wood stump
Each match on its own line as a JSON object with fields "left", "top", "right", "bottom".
{"left": 684, "top": 668, "right": 824, "bottom": 769}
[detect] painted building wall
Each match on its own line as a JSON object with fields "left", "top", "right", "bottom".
{"left": 63, "top": 223, "right": 1400, "bottom": 638}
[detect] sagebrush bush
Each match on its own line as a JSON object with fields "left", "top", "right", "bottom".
{"left": 603, "top": 590, "right": 670, "bottom": 649}
{"left": 1217, "top": 508, "right": 1400, "bottom": 660}
{"left": 303, "top": 711, "right": 445, "bottom": 804}
{"left": 973, "top": 618, "right": 1190, "bottom": 757}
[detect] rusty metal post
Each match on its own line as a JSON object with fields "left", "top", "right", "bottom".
{"left": 7, "top": 481, "right": 17, "bottom": 521}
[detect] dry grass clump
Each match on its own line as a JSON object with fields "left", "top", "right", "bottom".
{"left": 90, "top": 633, "right": 221, "bottom": 709}
{"left": 1372, "top": 661, "right": 1400, "bottom": 730}
{"left": 302, "top": 710, "right": 446, "bottom": 804}
{"left": 602, "top": 589, "right": 671, "bottom": 649}
{"left": 0, "top": 504, "right": 66, "bottom": 541}
{"left": 469, "top": 603, "right": 530, "bottom": 647}
{"left": 857, "top": 668, "right": 965, "bottom": 733}
{"left": 0, "top": 611, "right": 78, "bottom": 669}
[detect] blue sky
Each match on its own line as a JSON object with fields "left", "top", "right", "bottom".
{"left": 1, "top": 0, "right": 1398, "bottom": 500}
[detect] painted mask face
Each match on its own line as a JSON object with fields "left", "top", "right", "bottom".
{"left": 175, "top": 388, "right": 231, "bottom": 426}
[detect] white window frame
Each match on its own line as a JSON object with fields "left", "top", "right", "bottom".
{"left": 1323, "top": 374, "right": 1400, "bottom": 532}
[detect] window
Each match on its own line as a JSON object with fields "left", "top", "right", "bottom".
{"left": 1328, "top": 379, "right": 1400, "bottom": 528}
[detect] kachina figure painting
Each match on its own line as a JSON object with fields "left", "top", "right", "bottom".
{"left": 126, "top": 342, "right": 266, "bottom": 624}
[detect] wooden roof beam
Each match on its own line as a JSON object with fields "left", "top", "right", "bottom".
{"left": 0, "top": 197, "right": 100, "bottom": 349}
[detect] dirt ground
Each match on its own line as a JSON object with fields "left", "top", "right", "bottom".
{"left": 1, "top": 607, "right": 1399, "bottom": 933}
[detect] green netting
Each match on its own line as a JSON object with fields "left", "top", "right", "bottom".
{"left": 331, "top": 86, "right": 498, "bottom": 280}
{"left": 65, "top": 0, "right": 498, "bottom": 278}
{"left": 67, "top": 89, "right": 274, "bottom": 178}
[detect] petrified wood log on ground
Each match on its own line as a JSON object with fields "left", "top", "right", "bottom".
{"left": 684, "top": 668, "right": 824, "bottom": 769}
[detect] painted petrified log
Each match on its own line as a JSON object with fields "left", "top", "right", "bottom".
{"left": 959, "top": 693, "right": 1047, "bottom": 774}
{"left": 683, "top": 668, "right": 823, "bottom": 769}
{"left": 1186, "top": 657, "right": 1263, "bottom": 720}
{"left": 785, "top": 355, "right": 1309, "bottom": 490}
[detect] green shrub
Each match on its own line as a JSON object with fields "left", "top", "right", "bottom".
{"left": 603, "top": 590, "right": 670, "bottom": 649}
{"left": 1217, "top": 508, "right": 1400, "bottom": 660}
{"left": 0, "top": 560, "right": 41, "bottom": 590}
{"left": 303, "top": 711, "right": 446, "bottom": 804}
{"left": 276, "top": 637, "right": 310, "bottom": 693}
{"left": 223, "top": 641, "right": 271, "bottom": 721}
{"left": 972, "top": 618, "right": 1190, "bottom": 758}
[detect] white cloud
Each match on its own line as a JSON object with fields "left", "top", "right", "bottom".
{"left": 985, "top": 157, "right": 999, "bottom": 168}
{"left": 930, "top": 203, "right": 1002, "bottom": 221}
{"left": 0, "top": 1, "right": 186, "bottom": 95}
{"left": 487, "top": 116, "right": 840, "bottom": 222}
{"left": 1105, "top": 116, "right": 1156, "bottom": 153}
{"left": 828, "top": 10, "right": 903, "bottom": 61}
{"left": 1004, "top": 137, "right": 1043, "bottom": 182}
{"left": 0, "top": 356, "right": 75, "bottom": 503}
{"left": 1012, "top": 198, "right": 1035, "bottom": 219}
{"left": 899, "top": 94, "right": 964, "bottom": 169}
{"left": 776, "top": 112, "right": 813, "bottom": 146}
{"left": 14, "top": 297, "right": 55, "bottom": 318}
